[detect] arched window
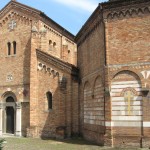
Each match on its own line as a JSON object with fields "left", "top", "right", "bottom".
{"left": 7, "top": 42, "right": 11, "bottom": 55}
{"left": 6, "top": 96, "right": 15, "bottom": 102}
{"left": 49, "top": 40, "right": 52, "bottom": 51}
{"left": 13, "top": 41, "right": 16, "bottom": 55}
{"left": 49, "top": 40, "right": 52, "bottom": 45}
{"left": 46, "top": 92, "right": 52, "bottom": 109}
{"left": 53, "top": 42, "right": 56, "bottom": 48}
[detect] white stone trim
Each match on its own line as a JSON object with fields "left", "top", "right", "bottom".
{"left": 112, "top": 116, "right": 142, "bottom": 121}
{"left": 105, "top": 121, "right": 150, "bottom": 127}
{"left": 112, "top": 101, "right": 141, "bottom": 106}
{"left": 143, "top": 122, "right": 150, "bottom": 127}
{"left": 111, "top": 96, "right": 142, "bottom": 101}
{"left": 112, "top": 111, "right": 142, "bottom": 116}
{"left": 111, "top": 81, "right": 140, "bottom": 85}
{"left": 111, "top": 88, "right": 141, "bottom": 93}
{"left": 15, "top": 103, "right": 22, "bottom": 136}
{"left": 112, "top": 106, "right": 141, "bottom": 111}
{"left": 111, "top": 84, "right": 141, "bottom": 89}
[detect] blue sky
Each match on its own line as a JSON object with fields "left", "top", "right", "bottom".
{"left": 0, "top": 0, "right": 107, "bottom": 35}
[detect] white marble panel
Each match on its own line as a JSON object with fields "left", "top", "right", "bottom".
{"left": 112, "top": 111, "right": 142, "bottom": 116}
{"left": 112, "top": 101, "right": 141, "bottom": 106}
{"left": 106, "top": 121, "right": 142, "bottom": 127}
{"left": 111, "top": 84, "right": 141, "bottom": 89}
{"left": 112, "top": 81, "right": 140, "bottom": 85}
{"left": 111, "top": 88, "right": 141, "bottom": 93}
{"left": 112, "top": 116, "right": 142, "bottom": 121}
{"left": 112, "top": 106, "right": 141, "bottom": 110}
{"left": 143, "top": 122, "right": 150, "bottom": 127}
{"left": 111, "top": 96, "right": 142, "bottom": 101}
{"left": 105, "top": 121, "right": 150, "bottom": 127}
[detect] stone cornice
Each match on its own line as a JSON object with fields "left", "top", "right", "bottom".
{"left": 106, "top": 62, "right": 150, "bottom": 69}
{"left": 76, "top": 0, "right": 150, "bottom": 44}
{"left": 102, "top": 0, "right": 150, "bottom": 10}
{"left": 0, "top": 1, "right": 75, "bottom": 41}
{"left": 102, "top": 0, "right": 150, "bottom": 20}
{"left": 36, "top": 49, "right": 78, "bottom": 76}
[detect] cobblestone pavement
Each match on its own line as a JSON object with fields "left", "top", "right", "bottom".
{"left": 1, "top": 137, "right": 149, "bottom": 150}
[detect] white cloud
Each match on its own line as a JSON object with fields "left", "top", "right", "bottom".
{"left": 52, "top": 0, "right": 98, "bottom": 12}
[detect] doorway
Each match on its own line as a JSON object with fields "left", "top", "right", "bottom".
{"left": 5, "top": 96, "right": 15, "bottom": 134}
{"left": 6, "top": 107, "right": 14, "bottom": 134}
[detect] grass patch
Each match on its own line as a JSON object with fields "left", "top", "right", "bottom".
{"left": 1, "top": 137, "right": 149, "bottom": 150}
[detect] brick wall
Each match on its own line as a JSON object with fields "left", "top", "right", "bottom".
{"left": 105, "top": 1, "right": 150, "bottom": 147}
{"left": 0, "top": 9, "right": 31, "bottom": 136}
{"left": 77, "top": 9, "right": 106, "bottom": 145}
{"left": 39, "top": 21, "right": 77, "bottom": 66}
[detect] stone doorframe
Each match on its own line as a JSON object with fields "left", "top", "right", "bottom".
{"left": 0, "top": 102, "right": 22, "bottom": 136}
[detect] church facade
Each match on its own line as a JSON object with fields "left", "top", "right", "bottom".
{"left": 0, "top": 0, "right": 150, "bottom": 148}
{"left": 0, "top": 0, "right": 78, "bottom": 139}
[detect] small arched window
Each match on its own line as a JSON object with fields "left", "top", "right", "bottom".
{"left": 53, "top": 42, "right": 56, "bottom": 48}
{"left": 7, "top": 42, "right": 11, "bottom": 55}
{"left": 49, "top": 40, "right": 52, "bottom": 51}
{"left": 46, "top": 92, "right": 52, "bottom": 110}
{"left": 49, "top": 40, "right": 52, "bottom": 45}
{"left": 13, "top": 41, "right": 16, "bottom": 55}
{"left": 6, "top": 96, "right": 15, "bottom": 102}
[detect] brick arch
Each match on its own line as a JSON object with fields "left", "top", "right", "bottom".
{"left": 110, "top": 70, "right": 143, "bottom": 134}
{"left": 83, "top": 81, "right": 91, "bottom": 99}
{"left": 92, "top": 75, "right": 104, "bottom": 98}
{"left": 1, "top": 91, "right": 17, "bottom": 102}
{"left": 83, "top": 81, "right": 92, "bottom": 124}
{"left": 110, "top": 69, "right": 143, "bottom": 81}
{"left": 93, "top": 75, "right": 104, "bottom": 88}
{"left": 83, "top": 81, "right": 91, "bottom": 90}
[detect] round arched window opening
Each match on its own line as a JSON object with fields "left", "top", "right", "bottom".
{"left": 6, "top": 96, "right": 15, "bottom": 102}
{"left": 53, "top": 42, "right": 56, "bottom": 48}
{"left": 49, "top": 40, "right": 52, "bottom": 45}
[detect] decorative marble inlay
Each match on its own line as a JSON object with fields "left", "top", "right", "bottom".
{"left": 124, "top": 90, "right": 134, "bottom": 116}
{"left": 141, "top": 70, "right": 150, "bottom": 79}
{"left": 6, "top": 74, "right": 13, "bottom": 82}
{"left": 8, "top": 20, "right": 17, "bottom": 30}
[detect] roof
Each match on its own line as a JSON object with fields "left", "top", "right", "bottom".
{"left": 36, "top": 49, "right": 79, "bottom": 76}
{"left": 0, "top": 0, "right": 75, "bottom": 41}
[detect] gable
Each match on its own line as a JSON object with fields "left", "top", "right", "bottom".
{"left": 0, "top": 0, "right": 75, "bottom": 41}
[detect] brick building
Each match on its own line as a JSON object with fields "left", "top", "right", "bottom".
{"left": 76, "top": 0, "right": 150, "bottom": 148}
{"left": 0, "top": 0, "right": 78, "bottom": 139}
{"left": 0, "top": 0, "right": 150, "bottom": 148}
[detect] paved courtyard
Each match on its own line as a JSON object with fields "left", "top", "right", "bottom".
{"left": 1, "top": 137, "right": 149, "bottom": 150}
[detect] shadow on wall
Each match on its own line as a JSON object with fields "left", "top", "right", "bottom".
{"left": 40, "top": 75, "right": 68, "bottom": 140}
{"left": 22, "top": 38, "right": 31, "bottom": 136}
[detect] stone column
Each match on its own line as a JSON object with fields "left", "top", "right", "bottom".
{"left": 15, "top": 102, "right": 22, "bottom": 136}
{"left": 0, "top": 103, "right": 3, "bottom": 136}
